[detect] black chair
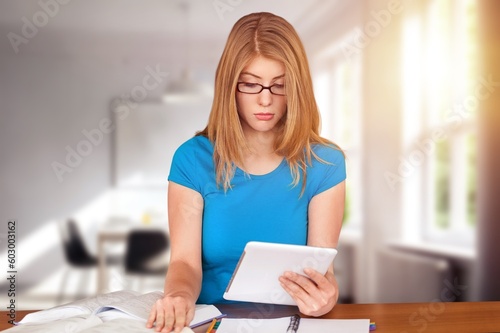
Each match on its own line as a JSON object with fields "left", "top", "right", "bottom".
{"left": 60, "top": 219, "right": 123, "bottom": 266}
{"left": 60, "top": 219, "right": 97, "bottom": 267}
{"left": 59, "top": 219, "right": 122, "bottom": 303}
{"left": 125, "top": 229, "right": 169, "bottom": 275}
{"left": 125, "top": 229, "right": 170, "bottom": 292}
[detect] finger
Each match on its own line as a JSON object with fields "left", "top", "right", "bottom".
{"left": 305, "top": 270, "right": 339, "bottom": 314}
{"left": 279, "top": 274, "right": 311, "bottom": 303}
{"left": 280, "top": 272, "right": 333, "bottom": 315}
{"left": 146, "top": 302, "right": 157, "bottom": 328}
{"left": 305, "top": 269, "right": 338, "bottom": 301}
{"left": 282, "top": 271, "right": 319, "bottom": 295}
{"left": 280, "top": 280, "right": 320, "bottom": 314}
{"left": 172, "top": 304, "right": 189, "bottom": 333}
{"left": 154, "top": 299, "right": 165, "bottom": 332}
{"left": 185, "top": 305, "right": 195, "bottom": 327}
{"left": 162, "top": 302, "right": 176, "bottom": 333}
{"left": 283, "top": 279, "right": 326, "bottom": 315}
{"left": 304, "top": 268, "right": 330, "bottom": 289}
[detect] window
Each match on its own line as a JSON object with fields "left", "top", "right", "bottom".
{"left": 313, "top": 34, "right": 363, "bottom": 230}
{"left": 402, "top": 0, "right": 478, "bottom": 247}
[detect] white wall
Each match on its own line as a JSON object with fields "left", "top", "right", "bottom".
{"left": 0, "top": 26, "right": 215, "bottom": 293}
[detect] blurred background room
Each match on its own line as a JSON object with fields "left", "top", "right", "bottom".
{"left": 1, "top": 0, "right": 499, "bottom": 310}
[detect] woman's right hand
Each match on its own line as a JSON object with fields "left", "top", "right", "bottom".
{"left": 148, "top": 182, "right": 203, "bottom": 332}
{"left": 146, "top": 294, "right": 195, "bottom": 333}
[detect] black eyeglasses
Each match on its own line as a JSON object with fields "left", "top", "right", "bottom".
{"left": 236, "top": 82, "right": 286, "bottom": 96}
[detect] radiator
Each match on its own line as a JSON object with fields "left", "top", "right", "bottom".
{"left": 375, "top": 249, "right": 450, "bottom": 303}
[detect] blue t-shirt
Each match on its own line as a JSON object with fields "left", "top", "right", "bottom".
{"left": 168, "top": 135, "right": 346, "bottom": 304}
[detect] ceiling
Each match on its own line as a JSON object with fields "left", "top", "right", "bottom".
{"left": 0, "top": 0, "right": 349, "bottom": 99}
{"left": 0, "top": 0, "right": 339, "bottom": 41}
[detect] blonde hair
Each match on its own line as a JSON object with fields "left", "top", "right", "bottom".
{"left": 197, "top": 12, "right": 341, "bottom": 192}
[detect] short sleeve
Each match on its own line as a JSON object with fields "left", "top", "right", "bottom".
{"left": 168, "top": 139, "right": 200, "bottom": 193}
{"left": 310, "top": 145, "right": 346, "bottom": 196}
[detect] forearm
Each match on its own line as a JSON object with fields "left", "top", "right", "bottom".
{"left": 163, "top": 259, "right": 202, "bottom": 303}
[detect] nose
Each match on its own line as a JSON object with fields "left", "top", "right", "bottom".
{"left": 258, "top": 88, "right": 273, "bottom": 107}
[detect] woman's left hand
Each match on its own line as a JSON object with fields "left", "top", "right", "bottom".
{"left": 279, "top": 268, "right": 339, "bottom": 317}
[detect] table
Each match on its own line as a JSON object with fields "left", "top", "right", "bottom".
{"left": 96, "top": 224, "right": 168, "bottom": 293}
{"left": 3, "top": 301, "right": 500, "bottom": 332}
{"left": 97, "top": 224, "right": 130, "bottom": 293}
{"left": 215, "top": 301, "right": 500, "bottom": 332}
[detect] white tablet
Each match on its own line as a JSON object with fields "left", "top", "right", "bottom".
{"left": 223, "top": 241, "right": 338, "bottom": 305}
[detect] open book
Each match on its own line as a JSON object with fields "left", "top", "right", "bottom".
{"left": 216, "top": 316, "right": 370, "bottom": 332}
{"left": 9, "top": 290, "right": 223, "bottom": 333}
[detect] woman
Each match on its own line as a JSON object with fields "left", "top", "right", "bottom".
{"left": 147, "top": 12, "right": 346, "bottom": 333}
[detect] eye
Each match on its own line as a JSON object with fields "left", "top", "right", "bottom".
{"left": 273, "top": 84, "right": 285, "bottom": 89}
{"left": 242, "top": 82, "right": 259, "bottom": 88}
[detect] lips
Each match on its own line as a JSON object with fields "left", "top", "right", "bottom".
{"left": 254, "top": 113, "right": 274, "bottom": 121}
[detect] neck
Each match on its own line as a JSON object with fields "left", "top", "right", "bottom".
{"left": 239, "top": 131, "right": 283, "bottom": 175}
{"left": 243, "top": 131, "right": 277, "bottom": 156}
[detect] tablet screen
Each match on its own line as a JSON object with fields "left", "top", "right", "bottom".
{"left": 223, "top": 241, "right": 338, "bottom": 305}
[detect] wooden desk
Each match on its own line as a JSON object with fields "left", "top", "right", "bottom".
{"left": 215, "top": 301, "right": 500, "bottom": 333}
{"left": 3, "top": 302, "right": 500, "bottom": 332}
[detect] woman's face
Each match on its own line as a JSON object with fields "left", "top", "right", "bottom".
{"left": 236, "top": 56, "right": 287, "bottom": 138}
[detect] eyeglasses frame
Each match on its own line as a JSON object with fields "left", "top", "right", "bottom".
{"left": 236, "top": 82, "right": 286, "bottom": 96}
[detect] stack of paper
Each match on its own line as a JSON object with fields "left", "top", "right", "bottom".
{"left": 7, "top": 290, "right": 222, "bottom": 333}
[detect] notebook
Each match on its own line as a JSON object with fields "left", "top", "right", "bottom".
{"left": 216, "top": 316, "right": 370, "bottom": 332}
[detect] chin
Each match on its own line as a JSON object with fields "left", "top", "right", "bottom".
{"left": 251, "top": 124, "right": 279, "bottom": 133}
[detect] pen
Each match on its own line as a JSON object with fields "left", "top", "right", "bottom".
{"left": 205, "top": 318, "right": 218, "bottom": 333}
{"left": 286, "top": 314, "right": 300, "bottom": 333}
{"left": 191, "top": 314, "right": 226, "bottom": 329}
{"left": 212, "top": 320, "right": 221, "bottom": 332}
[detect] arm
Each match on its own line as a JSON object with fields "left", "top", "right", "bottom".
{"left": 279, "top": 180, "right": 345, "bottom": 316}
{"left": 147, "top": 181, "right": 203, "bottom": 333}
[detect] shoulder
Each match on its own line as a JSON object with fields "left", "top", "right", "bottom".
{"left": 311, "top": 143, "right": 345, "bottom": 165}
{"left": 304, "top": 143, "right": 346, "bottom": 197}
{"left": 177, "top": 135, "right": 213, "bottom": 152}
{"left": 174, "top": 135, "right": 214, "bottom": 158}
{"left": 169, "top": 135, "right": 214, "bottom": 191}
{"left": 171, "top": 135, "right": 214, "bottom": 169}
